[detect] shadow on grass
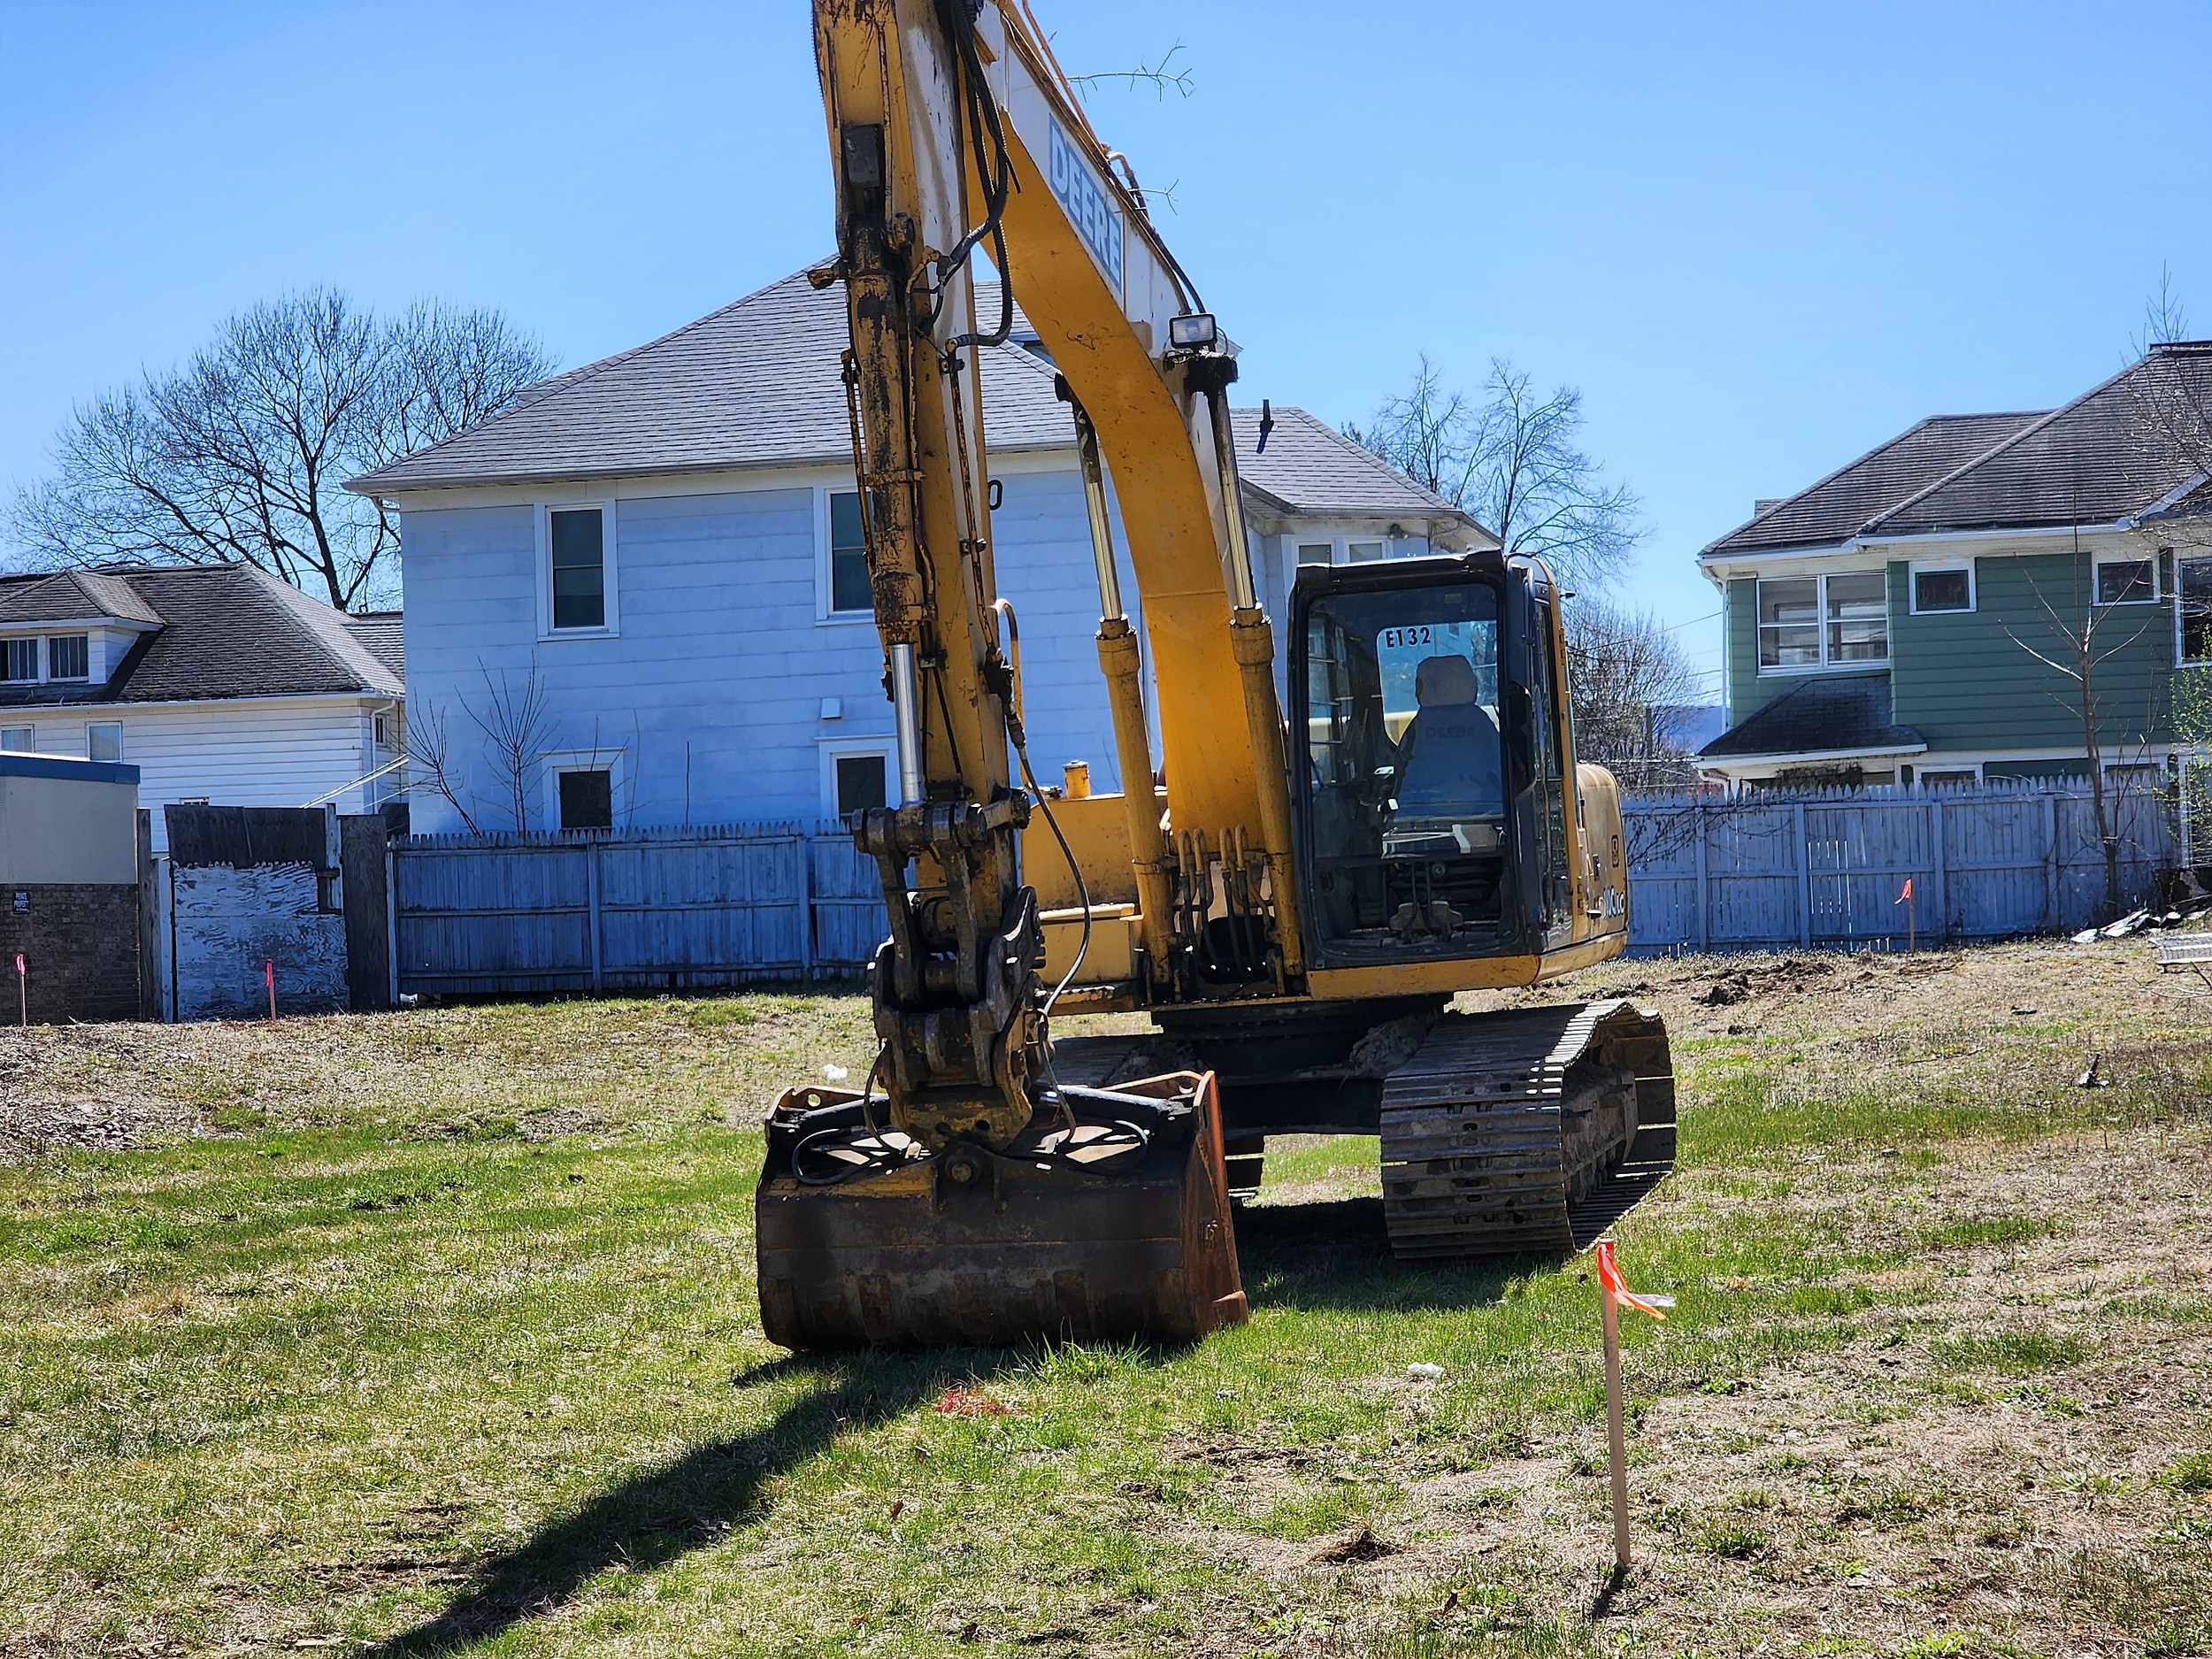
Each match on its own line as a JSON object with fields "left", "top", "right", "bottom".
{"left": 363, "top": 1352, "right": 978, "bottom": 1656}
{"left": 1233, "top": 1196, "right": 1536, "bottom": 1313}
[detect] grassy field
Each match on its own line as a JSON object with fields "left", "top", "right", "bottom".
{"left": 2, "top": 938, "right": 2208, "bottom": 1658}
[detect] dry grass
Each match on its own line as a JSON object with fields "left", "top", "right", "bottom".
{"left": 1, "top": 938, "right": 2208, "bottom": 1657}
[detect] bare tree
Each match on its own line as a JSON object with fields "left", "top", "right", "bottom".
{"left": 1349, "top": 355, "right": 1643, "bottom": 586}
{"left": 403, "top": 704, "right": 485, "bottom": 837}
{"left": 1999, "top": 527, "right": 2165, "bottom": 918}
{"left": 464, "top": 661, "right": 557, "bottom": 834}
{"left": 1563, "top": 599, "right": 1705, "bottom": 788}
{"left": 9, "top": 290, "right": 551, "bottom": 611}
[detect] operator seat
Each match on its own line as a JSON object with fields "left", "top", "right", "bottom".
{"left": 1395, "top": 654, "right": 1504, "bottom": 818}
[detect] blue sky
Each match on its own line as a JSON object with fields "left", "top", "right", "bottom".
{"left": 4, "top": 0, "right": 2208, "bottom": 698}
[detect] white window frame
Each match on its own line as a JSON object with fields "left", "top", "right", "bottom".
{"left": 1916, "top": 764, "right": 1982, "bottom": 789}
{"left": 818, "top": 737, "right": 899, "bottom": 821}
{"left": 86, "top": 721, "right": 123, "bottom": 763}
{"left": 541, "top": 749, "right": 626, "bottom": 832}
{"left": 2092, "top": 551, "right": 2156, "bottom": 606}
{"left": 2173, "top": 549, "right": 2212, "bottom": 666}
{"left": 0, "top": 725, "right": 34, "bottom": 752}
{"left": 1907, "top": 560, "right": 1975, "bottom": 616}
{"left": 1294, "top": 539, "right": 1338, "bottom": 569}
{"left": 0, "top": 635, "right": 39, "bottom": 683}
{"left": 44, "top": 633, "right": 90, "bottom": 681}
{"left": 1755, "top": 571, "right": 1891, "bottom": 674}
{"left": 538, "top": 503, "right": 618, "bottom": 639}
{"left": 817, "top": 485, "right": 875, "bottom": 626}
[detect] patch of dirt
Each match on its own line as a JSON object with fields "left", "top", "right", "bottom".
{"left": 1310, "top": 1525, "right": 1400, "bottom": 1564}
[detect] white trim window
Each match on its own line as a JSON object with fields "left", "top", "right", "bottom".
{"left": 1295, "top": 540, "right": 1335, "bottom": 568}
{"left": 45, "top": 634, "right": 88, "bottom": 680}
{"left": 2093, "top": 552, "right": 2155, "bottom": 605}
{"left": 823, "top": 488, "right": 872, "bottom": 618}
{"left": 541, "top": 749, "right": 625, "bottom": 832}
{"left": 1, "top": 638, "right": 35, "bottom": 682}
{"left": 541, "top": 503, "right": 617, "bottom": 635}
{"left": 86, "top": 721, "right": 122, "bottom": 763}
{"left": 1909, "top": 561, "right": 1974, "bottom": 615}
{"left": 0, "top": 725, "right": 33, "bottom": 752}
{"left": 1917, "top": 765, "right": 1981, "bottom": 789}
{"left": 2176, "top": 551, "right": 2212, "bottom": 665}
{"left": 1756, "top": 572, "right": 1888, "bottom": 671}
{"left": 819, "top": 738, "right": 896, "bottom": 820}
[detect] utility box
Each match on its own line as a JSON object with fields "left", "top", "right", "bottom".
{"left": 0, "top": 754, "right": 144, "bottom": 1022}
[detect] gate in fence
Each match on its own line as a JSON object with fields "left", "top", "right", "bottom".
{"left": 388, "top": 784, "right": 2179, "bottom": 997}
{"left": 1620, "top": 781, "right": 2172, "bottom": 956}
{"left": 391, "top": 823, "right": 883, "bottom": 996}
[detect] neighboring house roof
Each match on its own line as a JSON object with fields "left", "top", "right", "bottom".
{"left": 345, "top": 268, "right": 1492, "bottom": 542}
{"left": 1231, "top": 405, "right": 1494, "bottom": 545}
{"left": 1700, "top": 675, "right": 1925, "bottom": 764}
{"left": 0, "top": 564, "right": 403, "bottom": 709}
{"left": 0, "top": 568, "right": 165, "bottom": 626}
{"left": 1704, "top": 412, "right": 2046, "bottom": 556}
{"left": 346, "top": 611, "right": 404, "bottom": 680}
{"left": 1705, "top": 340, "right": 2212, "bottom": 558}
{"left": 1865, "top": 342, "right": 2212, "bottom": 538}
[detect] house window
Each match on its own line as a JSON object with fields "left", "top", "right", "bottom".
{"left": 828, "top": 490, "right": 872, "bottom": 615}
{"left": 0, "top": 726, "right": 32, "bottom": 752}
{"left": 834, "top": 753, "right": 887, "bottom": 818}
{"left": 2094, "top": 555, "right": 2154, "bottom": 605}
{"left": 2179, "top": 554, "right": 2212, "bottom": 664}
{"left": 1297, "top": 541, "right": 1335, "bottom": 567}
{"left": 46, "top": 634, "right": 88, "bottom": 680}
{"left": 1347, "top": 539, "right": 1386, "bottom": 564}
{"left": 556, "top": 768, "right": 613, "bottom": 830}
{"left": 1, "top": 639, "right": 35, "bottom": 682}
{"left": 86, "top": 722, "right": 122, "bottom": 763}
{"left": 549, "top": 506, "right": 608, "bottom": 631}
{"left": 1757, "top": 572, "right": 1888, "bottom": 671}
{"left": 1910, "top": 564, "right": 1973, "bottom": 614}
{"left": 1919, "top": 767, "right": 1979, "bottom": 789}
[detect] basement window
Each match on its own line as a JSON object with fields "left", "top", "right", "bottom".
{"left": 46, "top": 634, "right": 88, "bottom": 680}
{"left": 2094, "top": 555, "right": 2154, "bottom": 605}
{"left": 834, "top": 753, "right": 887, "bottom": 818}
{"left": 556, "top": 768, "right": 613, "bottom": 831}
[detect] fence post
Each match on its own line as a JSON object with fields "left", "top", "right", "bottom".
{"left": 587, "top": 841, "right": 604, "bottom": 994}
{"left": 1793, "top": 800, "right": 1811, "bottom": 948}
{"left": 1694, "top": 803, "right": 1709, "bottom": 953}
{"left": 796, "top": 831, "right": 815, "bottom": 983}
{"left": 2043, "top": 793, "right": 2061, "bottom": 930}
{"left": 1928, "top": 796, "right": 1947, "bottom": 944}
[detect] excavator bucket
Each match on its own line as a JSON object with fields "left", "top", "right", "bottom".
{"left": 756, "top": 1071, "right": 1248, "bottom": 1350}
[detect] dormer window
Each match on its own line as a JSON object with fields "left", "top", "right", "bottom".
{"left": 1, "top": 639, "right": 34, "bottom": 682}
{"left": 47, "top": 634, "right": 88, "bottom": 680}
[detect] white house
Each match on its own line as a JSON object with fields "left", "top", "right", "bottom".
{"left": 0, "top": 565, "right": 404, "bottom": 848}
{"left": 348, "top": 269, "right": 1491, "bottom": 834}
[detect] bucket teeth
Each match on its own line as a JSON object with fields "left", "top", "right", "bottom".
{"left": 756, "top": 1071, "right": 1248, "bottom": 1350}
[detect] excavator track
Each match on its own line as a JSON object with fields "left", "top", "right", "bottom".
{"left": 1379, "top": 1000, "right": 1675, "bottom": 1258}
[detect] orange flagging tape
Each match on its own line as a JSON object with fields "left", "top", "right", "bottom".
{"left": 1594, "top": 1239, "right": 1671, "bottom": 1321}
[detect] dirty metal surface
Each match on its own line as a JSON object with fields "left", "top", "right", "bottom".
{"left": 756, "top": 1071, "right": 1246, "bottom": 1350}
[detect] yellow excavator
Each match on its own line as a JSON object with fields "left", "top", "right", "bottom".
{"left": 757, "top": 0, "right": 1675, "bottom": 1350}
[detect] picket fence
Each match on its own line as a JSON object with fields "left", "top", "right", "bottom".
{"left": 388, "top": 783, "right": 2176, "bottom": 995}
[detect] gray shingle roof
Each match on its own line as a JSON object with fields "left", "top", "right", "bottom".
{"left": 348, "top": 268, "right": 1494, "bottom": 547}
{"left": 0, "top": 564, "right": 403, "bottom": 710}
{"left": 0, "top": 568, "right": 165, "bottom": 626}
{"left": 345, "top": 611, "right": 404, "bottom": 680}
{"left": 1865, "top": 342, "right": 2212, "bottom": 537}
{"left": 348, "top": 271, "right": 1080, "bottom": 493}
{"left": 1700, "top": 674, "right": 1924, "bottom": 761}
{"left": 1232, "top": 405, "right": 1494, "bottom": 545}
{"left": 1704, "top": 412, "right": 2046, "bottom": 557}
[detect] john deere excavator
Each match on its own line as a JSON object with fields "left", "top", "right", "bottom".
{"left": 756, "top": 0, "right": 1675, "bottom": 1350}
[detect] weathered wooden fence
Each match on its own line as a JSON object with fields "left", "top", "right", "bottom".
{"left": 388, "top": 785, "right": 2179, "bottom": 995}
{"left": 392, "top": 823, "right": 883, "bottom": 996}
{"left": 1620, "top": 781, "right": 2172, "bottom": 956}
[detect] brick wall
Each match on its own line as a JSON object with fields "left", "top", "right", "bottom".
{"left": 0, "top": 884, "right": 142, "bottom": 1023}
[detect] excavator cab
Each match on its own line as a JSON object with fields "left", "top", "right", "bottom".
{"left": 1292, "top": 553, "right": 1572, "bottom": 967}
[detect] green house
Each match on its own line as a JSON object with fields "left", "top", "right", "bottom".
{"left": 1696, "top": 341, "right": 2212, "bottom": 790}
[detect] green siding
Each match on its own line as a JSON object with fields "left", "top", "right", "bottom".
{"left": 1888, "top": 552, "right": 2174, "bottom": 755}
